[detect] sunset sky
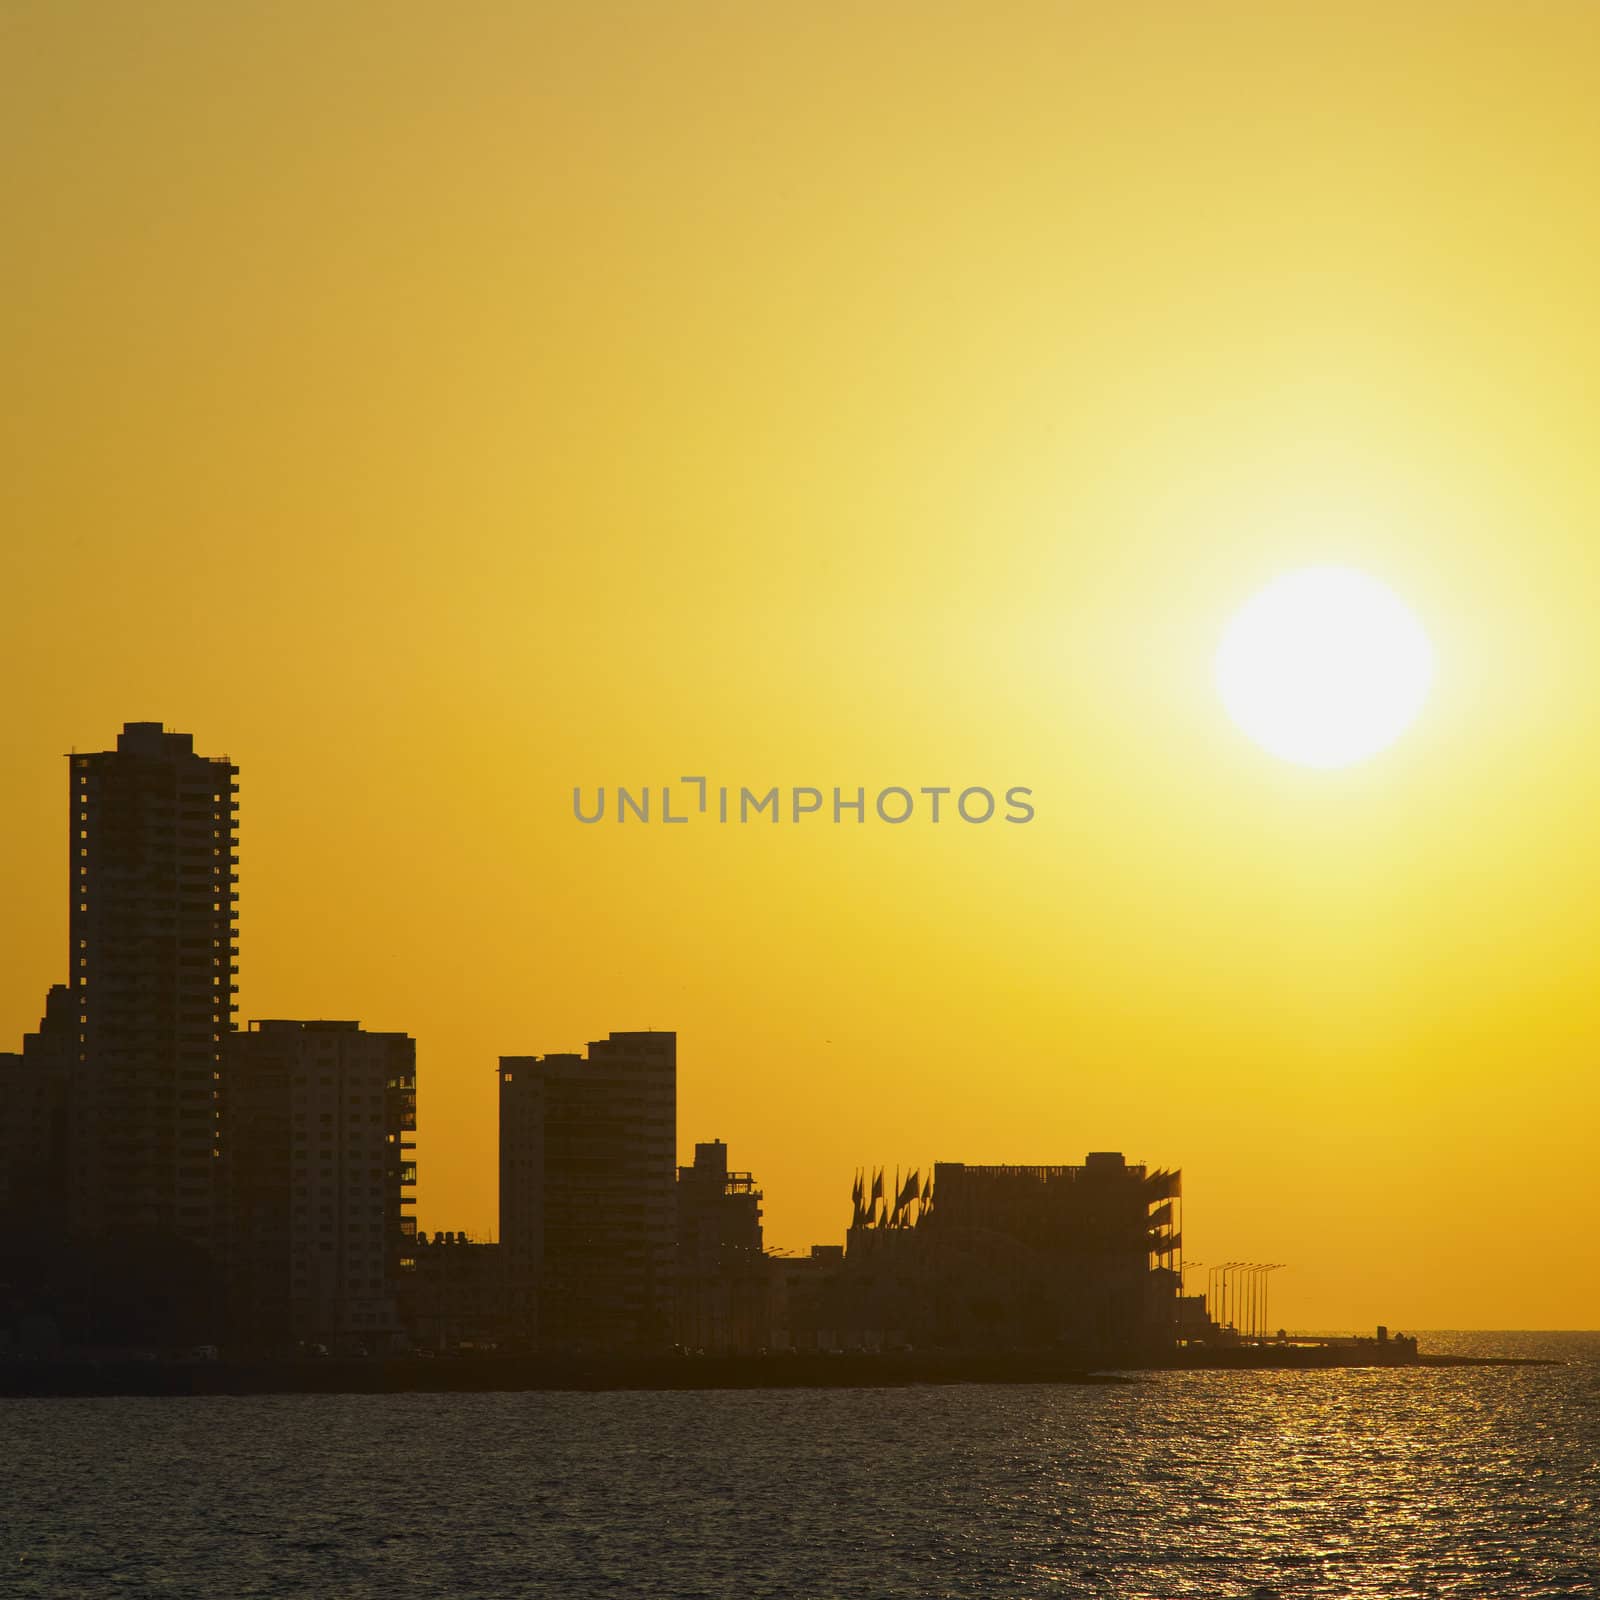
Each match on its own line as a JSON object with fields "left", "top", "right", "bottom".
{"left": 5, "top": 2, "right": 1600, "bottom": 1328}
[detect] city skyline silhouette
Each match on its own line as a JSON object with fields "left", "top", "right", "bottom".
{"left": 3, "top": 702, "right": 1595, "bottom": 1331}
{"left": 6, "top": 720, "right": 1233, "bottom": 1362}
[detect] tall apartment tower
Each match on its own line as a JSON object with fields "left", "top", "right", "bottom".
{"left": 224, "top": 1019, "right": 417, "bottom": 1352}
{"left": 68, "top": 722, "right": 238, "bottom": 1249}
{"left": 499, "top": 1031, "right": 676, "bottom": 1352}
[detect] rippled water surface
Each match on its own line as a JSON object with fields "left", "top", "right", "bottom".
{"left": 3, "top": 1334, "right": 1597, "bottom": 1598}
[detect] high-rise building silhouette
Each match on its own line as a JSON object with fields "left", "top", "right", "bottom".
{"left": 68, "top": 723, "right": 238, "bottom": 1249}
{"left": 499, "top": 1031, "right": 676, "bottom": 1351}
{"left": 224, "top": 1019, "right": 417, "bottom": 1351}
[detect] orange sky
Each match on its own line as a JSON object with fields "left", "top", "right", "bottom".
{"left": 4, "top": 2, "right": 1600, "bottom": 1328}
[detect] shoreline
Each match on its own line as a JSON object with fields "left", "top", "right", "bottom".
{"left": 0, "top": 1348, "right": 1565, "bottom": 1399}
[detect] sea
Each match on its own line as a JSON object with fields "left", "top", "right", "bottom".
{"left": 2, "top": 1332, "right": 1596, "bottom": 1599}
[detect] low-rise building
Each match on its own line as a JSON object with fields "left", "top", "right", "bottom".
{"left": 786, "top": 1153, "right": 1183, "bottom": 1357}
{"left": 0, "top": 985, "right": 75, "bottom": 1237}
{"left": 398, "top": 1231, "right": 508, "bottom": 1351}
{"left": 675, "top": 1139, "right": 768, "bottom": 1352}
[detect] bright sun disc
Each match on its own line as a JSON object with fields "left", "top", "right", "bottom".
{"left": 1215, "top": 566, "right": 1435, "bottom": 769}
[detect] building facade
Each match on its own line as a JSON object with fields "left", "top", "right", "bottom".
{"left": 0, "top": 985, "right": 75, "bottom": 1237}
{"left": 784, "top": 1153, "right": 1184, "bottom": 1356}
{"left": 499, "top": 1030, "right": 676, "bottom": 1352}
{"left": 915, "top": 1154, "right": 1182, "bottom": 1353}
{"left": 224, "top": 1019, "right": 417, "bottom": 1352}
{"left": 675, "top": 1138, "right": 767, "bottom": 1352}
{"left": 397, "top": 1231, "right": 508, "bottom": 1352}
{"left": 68, "top": 722, "right": 238, "bottom": 1250}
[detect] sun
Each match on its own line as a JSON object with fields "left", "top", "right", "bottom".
{"left": 1215, "top": 566, "right": 1435, "bottom": 769}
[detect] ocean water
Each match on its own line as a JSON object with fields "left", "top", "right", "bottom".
{"left": 2, "top": 1334, "right": 1597, "bottom": 1599}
